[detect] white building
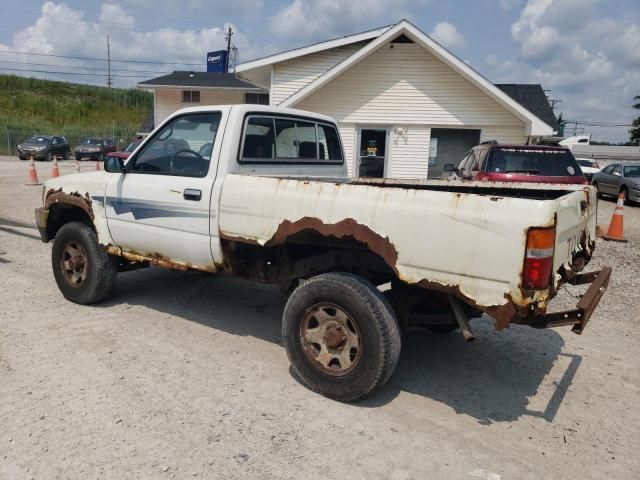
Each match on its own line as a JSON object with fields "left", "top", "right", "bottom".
{"left": 139, "top": 20, "right": 559, "bottom": 179}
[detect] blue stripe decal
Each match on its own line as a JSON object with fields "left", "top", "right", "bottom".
{"left": 98, "top": 196, "right": 208, "bottom": 220}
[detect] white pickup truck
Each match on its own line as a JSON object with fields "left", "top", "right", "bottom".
{"left": 35, "top": 105, "right": 611, "bottom": 401}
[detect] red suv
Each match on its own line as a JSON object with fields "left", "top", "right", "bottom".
{"left": 445, "top": 142, "right": 589, "bottom": 185}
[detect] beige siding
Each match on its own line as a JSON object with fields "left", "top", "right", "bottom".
{"left": 337, "top": 123, "right": 356, "bottom": 176}
{"left": 388, "top": 126, "right": 431, "bottom": 178}
{"left": 154, "top": 89, "right": 246, "bottom": 125}
{"left": 480, "top": 126, "right": 527, "bottom": 144}
{"left": 296, "top": 43, "right": 523, "bottom": 127}
{"left": 272, "top": 42, "right": 368, "bottom": 106}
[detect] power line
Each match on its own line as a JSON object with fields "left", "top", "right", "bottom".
{"left": 564, "top": 120, "right": 632, "bottom": 127}
{"left": 0, "top": 59, "right": 171, "bottom": 74}
{"left": 0, "top": 66, "right": 162, "bottom": 78}
{"left": 0, "top": 49, "right": 202, "bottom": 66}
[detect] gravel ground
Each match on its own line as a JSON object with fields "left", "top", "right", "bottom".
{"left": 1, "top": 156, "right": 639, "bottom": 480}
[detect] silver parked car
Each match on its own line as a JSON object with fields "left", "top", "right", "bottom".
{"left": 592, "top": 163, "right": 640, "bottom": 204}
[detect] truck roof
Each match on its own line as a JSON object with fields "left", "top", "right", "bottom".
{"left": 169, "top": 104, "right": 339, "bottom": 125}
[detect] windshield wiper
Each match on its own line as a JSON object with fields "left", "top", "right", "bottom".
{"left": 503, "top": 169, "right": 540, "bottom": 174}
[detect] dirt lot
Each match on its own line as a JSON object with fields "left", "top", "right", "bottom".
{"left": 1, "top": 157, "right": 639, "bottom": 480}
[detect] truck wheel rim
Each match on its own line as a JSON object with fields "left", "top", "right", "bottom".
{"left": 60, "top": 241, "right": 88, "bottom": 288}
{"left": 300, "top": 303, "right": 362, "bottom": 376}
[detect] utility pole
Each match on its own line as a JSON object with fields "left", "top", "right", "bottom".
{"left": 106, "top": 35, "right": 112, "bottom": 88}
{"left": 225, "top": 26, "right": 233, "bottom": 73}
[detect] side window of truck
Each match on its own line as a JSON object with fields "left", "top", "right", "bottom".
{"left": 318, "top": 124, "right": 343, "bottom": 161}
{"left": 240, "top": 115, "right": 343, "bottom": 163}
{"left": 130, "top": 112, "right": 222, "bottom": 177}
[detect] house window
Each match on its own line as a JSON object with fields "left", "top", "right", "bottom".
{"left": 182, "top": 90, "right": 200, "bottom": 103}
{"left": 245, "top": 92, "right": 269, "bottom": 105}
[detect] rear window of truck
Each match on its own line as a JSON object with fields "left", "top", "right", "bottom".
{"left": 486, "top": 148, "right": 583, "bottom": 177}
{"left": 239, "top": 114, "right": 343, "bottom": 164}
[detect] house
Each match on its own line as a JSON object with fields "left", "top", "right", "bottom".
{"left": 137, "top": 71, "right": 268, "bottom": 131}
{"left": 139, "top": 20, "right": 558, "bottom": 178}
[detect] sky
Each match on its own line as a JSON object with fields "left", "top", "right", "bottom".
{"left": 0, "top": 0, "right": 638, "bottom": 142}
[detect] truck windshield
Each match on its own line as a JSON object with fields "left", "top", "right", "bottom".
{"left": 487, "top": 148, "right": 582, "bottom": 176}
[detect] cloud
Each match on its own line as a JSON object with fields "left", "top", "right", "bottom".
{"left": 0, "top": 2, "right": 265, "bottom": 87}
{"left": 268, "top": 0, "right": 430, "bottom": 41}
{"left": 488, "top": 0, "right": 639, "bottom": 142}
{"left": 430, "top": 22, "right": 467, "bottom": 51}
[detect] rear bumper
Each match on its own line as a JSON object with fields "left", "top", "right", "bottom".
{"left": 35, "top": 207, "right": 50, "bottom": 243}
{"left": 518, "top": 267, "right": 611, "bottom": 334}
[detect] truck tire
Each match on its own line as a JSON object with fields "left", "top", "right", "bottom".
{"left": 51, "top": 221, "right": 118, "bottom": 305}
{"left": 75, "top": 154, "right": 82, "bottom": 161}
{"left": 282, "top": 273, "right": 401, "bottom": 402}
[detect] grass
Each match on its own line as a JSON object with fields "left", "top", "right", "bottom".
{"left": 0, "top": 75, "right": 153, "bottom": 154}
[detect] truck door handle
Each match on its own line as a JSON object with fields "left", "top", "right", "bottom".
{"left": 183, "top": 188, "right": 202, "bottom": 201}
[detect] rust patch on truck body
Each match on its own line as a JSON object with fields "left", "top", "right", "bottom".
{"left": 266, "top": 217, "right": 399, "bottom": 270}
{"left": 45, "top": 188, "right": 94, "bottom": 220}
{"left": 104, "top": 245, "right": 217, "bottom": 273}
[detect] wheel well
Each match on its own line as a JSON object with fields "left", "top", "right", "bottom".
{"left": 47, "top": 204, "right": 94, "bottom": 240}
{"left": 221, "top": 232, "right": 396, "bottom": 287}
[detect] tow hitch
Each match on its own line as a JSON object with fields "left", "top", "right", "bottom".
{"left": 524, "top": 267, "right": 612, "bottom": 334}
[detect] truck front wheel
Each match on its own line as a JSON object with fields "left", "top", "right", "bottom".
{"left": 51, "top": 222, "right": 118, "bottom": 304}
{"left": 282, "top": 273, "right": 401, "bottom": 402}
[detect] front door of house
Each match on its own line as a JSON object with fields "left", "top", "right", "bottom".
{"left": 358, "top": 128, "right": 388, "bottom": 178}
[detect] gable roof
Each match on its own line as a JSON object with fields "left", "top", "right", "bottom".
{"left": 273, "top": 20, "right": 553, "bottom": 136}
{"left": 495, "top": 84, "right": 559, "bottom": 131}
{"left": 138, "top": 71, "right": 262, "bottom": 90}
{"left": 235, "top": 25, "right": 391, "bottom": 73}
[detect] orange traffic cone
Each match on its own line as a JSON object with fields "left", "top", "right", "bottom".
{"left": 602, "top": 193, "right": 627, "bottom": 243}
{"left": 51, "top": 155, "right": 60, "bottom": 178}
{"left": 26, "top": 156, "right": 41, "bottom": 186}
{"left": 95, "top": 158, "right": 100, "bottom": 171}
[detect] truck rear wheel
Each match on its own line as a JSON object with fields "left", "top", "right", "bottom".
{"left": 282, "top": 273, "right": 401, "bottom": 402}
{"left": 51, "top": 222, "right": 118, "bottom": 305}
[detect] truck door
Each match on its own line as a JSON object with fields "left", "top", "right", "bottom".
{"left": 104, "top": 111, "right": 222, "bottom": 269}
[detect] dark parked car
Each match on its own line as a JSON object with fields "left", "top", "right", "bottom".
{"left": 592, "top": 163, "right": 640, "bottom": 204}
{"left": 17, "top": 135, "right": 70, "bottom": 161}
{"left": 445, "top": 141, "right": 589, "bottom": 185}
{"left": 105, "top": 138, "right": 143, "bottom": 161}
{"left": 74, "top": 138, "right": 117, "bottom": 161}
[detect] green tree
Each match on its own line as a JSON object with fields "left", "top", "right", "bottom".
{"left": 630, "top": 95, "right": 640, "bottom": 145}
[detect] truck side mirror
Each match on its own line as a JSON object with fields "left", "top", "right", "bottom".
{"left": 104, "top": 156, "right": 125, "bottom": 173}
{"left": 443, "top": 163, "right": 459, "bottom": 174}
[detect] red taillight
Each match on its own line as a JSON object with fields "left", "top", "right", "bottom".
{"left": 523, "top": 227, "right": 555, "bottom": 289}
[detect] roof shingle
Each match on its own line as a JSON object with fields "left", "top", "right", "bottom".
{"left": 138, "top": 71, "right": 262, "bottom": 90}
{"left": 495, "top": 84, "right": 559, "bottom": 131}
